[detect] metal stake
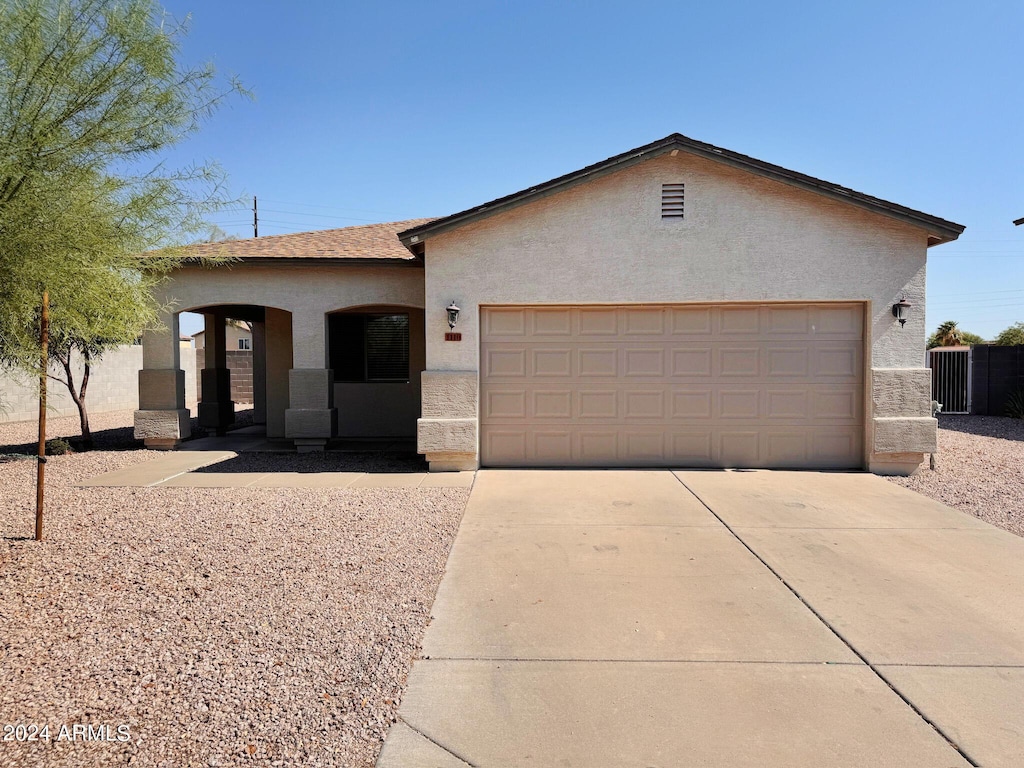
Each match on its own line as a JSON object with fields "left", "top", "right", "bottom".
{"left": 36, "top": 289, "right": 48, "bottom": 541}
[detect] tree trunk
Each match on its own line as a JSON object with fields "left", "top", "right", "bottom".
{"left": 57, "top": 348, "right": 93, "bottom": 451}
{"left": 78, "top": 352, "right": 92, "bottom": 450}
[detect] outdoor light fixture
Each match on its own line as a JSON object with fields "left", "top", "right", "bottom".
{"left": 446, "top": 301, "right": 461, "bottom": 329}
{"left": 892, "top": 295, "right": 912, "bottom": 327}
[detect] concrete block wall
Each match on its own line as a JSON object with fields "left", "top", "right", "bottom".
{"left": 0, "top": 343, "right": 198, "bottom": 424}
{"left": 226, "top": 350, "right": 254, "bottom": 403}
{"left": 194, "top": 349, "right": 254, "bottom": 404}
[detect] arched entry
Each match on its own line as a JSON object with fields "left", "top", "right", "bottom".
{"left": 184, "top": 303, "right": 293, "bottom": 439}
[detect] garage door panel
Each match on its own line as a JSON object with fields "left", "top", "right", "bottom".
{"left": 719, "top": 432, "right": 761, "bottom": 465}
{"left": 812, "top": 389, "right": 860, "bottom": 420}
{"left": 671, "top": 390, "right": 713, "bottom": 419}
{"left": 484, "top": 349, "right": 527, "bottom": 377}
{"left": 624, "top": 348, "right": 665, "bottom": 376}
{"left": 764, "top": 432, "right": 809, "bottom": 465}
{"left": 533, "top": 431, "right": 572, "bottom": 461}
{"left": 719, "top": 307, "right": 761, "bottom": 334}
{"left": 766, "top": 390, "right": 810, "bottom": 419}
{"left": 671, "top": 348, "right": 713, "bottom": 376}
{"left": 578, "top": 431, "right": 618, "bottom": 463}
{"left": 532, "top": 390, "right": 573, "bottom": 419}
{"left": 579, "top": 348, "right": 618, "bottom": 377}
{"left": 486, "top": 431, "right": 527, "bottom": 463}
{"left": 483, "top": 308, "right": 527, "bottom": 337}
{"left": 578, "top": 308, "right": 619, "bottom": 335}
{"left": 531, "top": 308, "right": 572, "bottom": 336}
{"left": 530, "top": 348, "right": 573, "bottom": 377}
{"left": 624, "top": 307, "right": 666, "bottom": 335}
{"left": 719, "top": 389, "right": 761, "bottom": 419}
{"left": 719, "top": 347, "right": 761, "bottom": 376}
{"left": 813, "top": 430, "right": 862, "bottom": 463}
{"left": 814, "top": 346, "right": 862, "bottom": 378}
{"left": 766, "top": 347, "right": 811, "bottom": 377}
{"left": 671, "top": 432, "right": 714, "bottom": 464}
{"left": 813, "top": 305, "right": 863, "bottom": 337}
{"left": 481, "top": 304, "right": 863, "bottom": 468}
{"left": 624, "top": 390, "right": 666, "bottom": 419}
{"left": 671, "top": 307, "right": 713, "bottom": 335}
{"left": 766, "top": 306, "right": 812, "bottom": 335}
{"left": 484, "top": 390, "right": 527, "bottom": 419}
{"left": 624, "top": 431, "right": 665, "bottom": 460}
{"left": 578, "top": 390, "right": 618, "bottom": 418}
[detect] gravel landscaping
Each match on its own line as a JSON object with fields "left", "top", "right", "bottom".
{"left": 886, "top": 414, "right": 1024, "bottom": 537}
{"left": 0, "top": 410, "right": 468, "bottom": 767}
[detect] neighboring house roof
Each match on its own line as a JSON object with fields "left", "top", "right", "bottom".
{"left": 398, "top": 133, "right": 966, "bottom": 251}
{"left": 183, "top": 218, "right": 436, "bottom": 262}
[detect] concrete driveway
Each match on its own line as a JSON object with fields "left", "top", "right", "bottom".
{"left": 378, "top": 470, "right": 1024, "bottom": 767}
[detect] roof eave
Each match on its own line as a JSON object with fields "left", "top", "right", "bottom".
{"left": 398, "top": 134, "right": 965, "bottom": 250}
{"left": 176, "top": 256, "right": 422, "bottom": 267}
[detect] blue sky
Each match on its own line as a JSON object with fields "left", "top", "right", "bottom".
{"left": 162, "top": 0, "right": 1024, "bottom": 340}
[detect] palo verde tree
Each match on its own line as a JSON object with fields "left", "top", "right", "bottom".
{"left": 0, "top": 0, "right": 244, "bottom": 448}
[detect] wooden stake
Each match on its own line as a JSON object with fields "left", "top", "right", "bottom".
{"left": 35, "top": 289, "right": 48, "bottom": 542}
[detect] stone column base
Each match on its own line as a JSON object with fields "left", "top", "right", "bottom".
{"left": 426, "top": 452, "right": 479, "bottom": 472}
{"left": 294, "top": 438, "right": 328, "bottom": 453}
{"left": 285, "top": 408, "right": 337, "bottom": 452}
{"left": 200, "top": 367, "right": 235, "bottom": 433}
{"left": 198, "top": 400, "right": 235, "bottom": 434}
{"left": 869, "top": 453, "right": 926, "bottom": 476}
{"left": 134, "top": 409, "right": 191, "bottom": 449}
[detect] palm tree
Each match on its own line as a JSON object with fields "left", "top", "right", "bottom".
{"left": 928, "top": 320, "right": 965, "bottom": 349}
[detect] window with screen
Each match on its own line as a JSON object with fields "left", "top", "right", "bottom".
{"left": 329, "top": 313, "right": 410, "bottom": 382}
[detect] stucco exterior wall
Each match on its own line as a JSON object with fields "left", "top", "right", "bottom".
{"left": 421, "top": 152, "right": 935, "bottom": 472}
{"left": 160, "top": 262, "right": 424, "bottom": 362}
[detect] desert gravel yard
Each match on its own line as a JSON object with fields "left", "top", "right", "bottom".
{"left": 886, "top": 414, "right": 1024, "bottom": 537}
{"left": 2, "top": 409, "right": 1021, "bottom": 766}
{"left": 0, "top": 411, "right": 468, "bottom": 767}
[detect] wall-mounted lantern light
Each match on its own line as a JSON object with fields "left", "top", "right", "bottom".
{"left": 446, "top": 301, "right": 461, "bottom": 330}
{"left": 892, "top": 295, "right": 912, "bottom": 327}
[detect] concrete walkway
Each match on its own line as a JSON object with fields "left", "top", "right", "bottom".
{"left": 80, "top": 451, "right": 474, "bottom": 488}
{"left": 378, "top": 469, "right": 1024, "bottom": 767}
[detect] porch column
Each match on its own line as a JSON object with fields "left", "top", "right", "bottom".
{"left": 198, "top": 312, "right": 234, "bottom": 434}
{"left": 252, "top": 320, "right": 267, "bottom": 426}
{"left": 134, "top": 310, "right": 191, "bottom": 449}
{"left": 264, "top": 309, "right": 292, "bottom": 438}
{"left": 285, "top": 310, "right": 336, "bottom": 452}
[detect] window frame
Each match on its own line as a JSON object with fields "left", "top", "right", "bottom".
{"left": 329, "top": 312, "right": 411, "bottom": 384}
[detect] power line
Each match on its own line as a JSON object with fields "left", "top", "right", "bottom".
{"left": 260, "top": 198, "right": 403, "bottom": 218}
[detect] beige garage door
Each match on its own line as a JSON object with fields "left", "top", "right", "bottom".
{"left": 480, "top": 303, "right": 864, "bottom": 468}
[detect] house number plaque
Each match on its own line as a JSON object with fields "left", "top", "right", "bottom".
{"left": 445, "top": 332, "right": 462, "bottom": 342}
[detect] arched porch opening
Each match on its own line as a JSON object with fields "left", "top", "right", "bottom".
{"left": 183, "top": 303, "right": 293, "bottom": 439}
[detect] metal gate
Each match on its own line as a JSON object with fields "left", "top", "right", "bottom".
{"left": 928, "top": 348, "right": 971, "bottom": 414}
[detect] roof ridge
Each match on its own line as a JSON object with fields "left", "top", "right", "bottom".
{"left": 398, "top": 134, "right": 964, "bottom": 248}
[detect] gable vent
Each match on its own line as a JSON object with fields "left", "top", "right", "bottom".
{"left": 661, "top": 183, "right": 685, "bottom": 219}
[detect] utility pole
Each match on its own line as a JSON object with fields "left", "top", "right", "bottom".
{"left": 36, "top": 289, "right": 48, "bottom": 541}
{"left": 253, "top": 195, "right": 258, "bottom": 238}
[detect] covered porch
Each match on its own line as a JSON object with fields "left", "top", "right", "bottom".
{"left": 133, "top": 221, "right": 430, "bottom": 452}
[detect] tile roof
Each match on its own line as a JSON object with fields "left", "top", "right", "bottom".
{"left": 184, "top": 218, "right": 435, "bottom": 261}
